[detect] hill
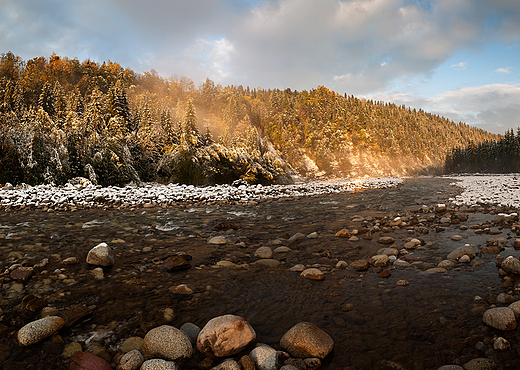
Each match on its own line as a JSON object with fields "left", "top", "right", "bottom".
{"left": 0, "top": 52, "right": 498, "bottom": 186}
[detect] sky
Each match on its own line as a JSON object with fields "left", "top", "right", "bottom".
{"left": 1, "top": 0, "right": 519, "bottom": 135}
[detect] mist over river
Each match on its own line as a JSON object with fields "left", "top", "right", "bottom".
{"left": 1, "top": 176, "right": 520, "bottom": 370}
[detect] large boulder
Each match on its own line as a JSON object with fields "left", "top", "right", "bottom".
{"left": 197, "top": 315, "right": 256, "bottom": 358}
{"left": 482, "top": 307, "right": 517, "bottom": 331}
{"left": 501, "top": 256, "right": 520, "bottom": 274}
{"left": 280, "top": 322, "right": 333, "bottom": 359}
{"left": 86, "top": 242, "right": 115, "bottom": 266}
{"left": 17, "top": 316, "right": 65, "bottom": 346}
{"left": 143, "top": 325, "right": 193, "bottom": 361}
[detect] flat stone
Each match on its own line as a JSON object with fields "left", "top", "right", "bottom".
{"left": 289, "top": 264, "right": 305, "bottom": 272}
{"left": 451, "top": 235, "right": 464, "bottom": 241}
{"left": 350, "top": 259, "right": 369, "bottom": 271}
{"left": 280, "top": 322, "right": 333, "bottom": 359}
{"left": 10, "top": 267, "right": 34, "bottom": 282}
{"left": 17, "top": 316, "right": 65, "bottom": 346}
{"left": 58, "top": 305, "right": 92, "bottom": 326}
{"left": 69, "top": 352, "right": 112, "bottom": 370}
{"left": 274, "top": 246, "right": 292, "bottom": 253}
{"left": 161, "top": 256, "right": 191, "bottom": 271}
{"left": 300, "top": 268, "right": 325, "bottom": 281}
{"left": 378, "top": 236, "right": 395, "bottom": 244}
{"left": 209, "top": 236, "right": 227, "bottom": 245}
{"left": 288, "top": 233, "right": 306, "bottom": 242}
{"left": 306, "top": 232, "right": 318, "bottom": 239}
{"left": 252, "top": 259, "right": 280, "bottom": 268}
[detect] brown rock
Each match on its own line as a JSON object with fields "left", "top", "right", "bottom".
{"left": 20, "top": 294, "right": 47, "bottom": 312}
{"left": 197, "top": 314, "right": 256, "bottom": 358}
{"left": 280, "top": 322, "right": 333, "bottom": 359}
{"left": 514, "top": 238, "right": 520, "bottom": 250}
{"left": 350, "top": 259, "right": 369, "bottom": 271}
{"left": 239, "top": 355, "right": 256, "bottom": 370}
{"left": 481, "top": 246, "right": 501, "bottom": 254}
{"left": 378, "top": 270, "right": 391, "bottom": 278}
{"left": 300, "top": 268, "right": 325, "bottom": 281}
{"left": 10, "top": 267, "right": 34, "bottom": 282}
{"left": 58, "top": 305, "right": 92, "bottom": 326}
{"left": 161, "top": 256, "right": 191, "bottom": 271}
{"left": 69, "top": 351, "right": 112, "bottom": 370}
{"left": 335, "top": 229, "right": 350, "bottom": 238}
{"left": 378, "top": 236, "right": 395, "bottom": 244}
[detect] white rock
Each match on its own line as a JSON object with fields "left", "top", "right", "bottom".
{"left": 493, "top": 337, "right": 510, "bottom": 350}
{"left": 86, "top": 242, "right": 114, "bottom": 266}
{"left": 17, "top": 316, "right": 65, "bottom": 346}
{"left": 209, "top": 236, "right": 227, "bottom": 245}
{"left": 306, "top": 232, "right": 318, "bottom": 239}
{"left": 458, "top": 255, "right": 471, "bottom": 263}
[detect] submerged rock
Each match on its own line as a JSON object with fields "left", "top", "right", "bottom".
{"left": 69, "top": 351, "right": 112, "bottom": 370}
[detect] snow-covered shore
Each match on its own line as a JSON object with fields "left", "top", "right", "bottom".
{"left": 447, "top": 174, "right": 520, "bottom": 208}
{"left": 0, "top": 177, "right": 404, "bottom": 210}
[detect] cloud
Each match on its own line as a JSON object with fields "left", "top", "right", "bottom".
{"left": 494, "top": 67, "right": 511, "bottom": 74}
{"left": 371, "top": 84, "right": 520, "bottom": 134}
{"left": 451, "top": 62, "right": 468, "bottom": 70}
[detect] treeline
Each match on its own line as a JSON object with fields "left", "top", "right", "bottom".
{"left": 445, "top": 129, "right": 520, "bottom": 173}
{"left": 0, "top": 52, "right": 497, "bottom": 186}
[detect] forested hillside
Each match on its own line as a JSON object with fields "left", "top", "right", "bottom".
{"left": 0, "top": 52, "right": 497, "bottom": 186}
{"left": 445, "top": 129, "right": 520, "bottom": 173}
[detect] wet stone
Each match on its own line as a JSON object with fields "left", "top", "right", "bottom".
{"left": 58, "top": 305, "right": 92, "bottom": 326}
{"left": 378, "top": 236, "right": 395, "bottom": 244}
{"left": 482, "top": 307, "right": 516, "bottom": 331}
{"left": 280, "top": 322, "right": 333, "bottom": 360}
{"left": 86, "top": 242, "right": 115, "bottom": 266}
{"left": 300, "top": 268, "right": 325, "bottom": 281}
{"left": 17, "top": 316, "right": 65, "bottom": 346}
{"left": 140, "top": 359, "right": 178, "bottom": 370}
{"left": 350, "top": 259, "right": 370, "bottom": 271}
{"left": 10, "top": 266, "right": 34, "bottom": 281}
{"left": 161, "top": 255, "right": 192, "bottom": 271}
{"left": 70, "top": 351, "right": 112, "bottom": 370}
{"left": 143, "top": 325, "right": 193, "bottom": 361}
{"left": 255, "top": 246, "right": 273, "bottom": 259}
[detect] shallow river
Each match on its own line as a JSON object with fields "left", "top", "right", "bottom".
{"left": 1, "top": 177, "right": 519, "bottom": 370}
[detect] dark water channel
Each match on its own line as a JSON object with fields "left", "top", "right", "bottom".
{"left": 1, "top": 177, "right": 519, "bottom": 369}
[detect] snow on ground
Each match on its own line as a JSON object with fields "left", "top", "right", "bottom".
{"left": 447, "top": 174, "right": 520, "bottom": 208}
{"left": 0, "top": 177, "right": 403, "bottom": 209}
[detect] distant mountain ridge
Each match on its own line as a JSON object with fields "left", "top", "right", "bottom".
{"left": 0, "top": 52, "right": 498, "bottom": 186}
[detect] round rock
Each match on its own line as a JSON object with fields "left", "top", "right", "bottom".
{"left": 17, "top": 316, "right": 65, "bottom": 346}
{"left": 462, "top": 358, "right": 496, "bottom": 370}
{"left": 501, "top": 256, "right": 520, "bottom": 274}
{"left": 482, "top": 307, "right": 516, "bottom": 331}
{"left": 254, "top": 247, "right": 273, "bottom": 259}
{"left": 280, "top": 322, "right": 333, "bottom": 359}
{"left": 143, "top": 325, "right": 193, "bottom": 361}
{"left": 378, "top": 236, "right": 395, "bottom": 244}
{"left": 197, "top": 314, "right": 256, "bottom": 358}
{"left": 140, "top": 359, "right": 178, "bottom": 370}
{"left": 86, "top": 242, "right": 115, "bottom": 266}
{"left": 118, "top": 349, "right": 144, "bottom": 370}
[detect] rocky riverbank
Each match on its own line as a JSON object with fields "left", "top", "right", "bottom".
{"left": 1, "top": 176, "right": 520, "bottom": 369}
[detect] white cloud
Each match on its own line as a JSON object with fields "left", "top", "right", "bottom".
{"left": 451, "top": 62, "right": 468, "bottom": 70}
{"left": 494, "top": 67, "right": 511, "bottom": 74}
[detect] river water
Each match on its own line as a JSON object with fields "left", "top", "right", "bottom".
{"left": 0, "top": 177, "right": 519, "bottom": 370}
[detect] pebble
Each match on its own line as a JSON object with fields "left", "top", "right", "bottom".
{"left": 289, "top": 264, "right": 306, "bottom": 272}
{"left": 437, "top": 366, "right": 463, "bottom": 370}
{"left": 458, "top": 255, "right": 470, "bottom": 263}
{"left": 252, "top": 259, "right": 281, "bottom": 268}
{"left": 462, "top": 358, "right": 496, "bottom": 370}
{"left": 447, "top": 244, "right": 476, "bottom": 260}
{"left": 180, "top": 322, "right": 200, "bottom": 344}
{"left": 91, "top": 267, "right": 104, "bottom": 280}
{"left": 274, "top": 246, "right": 292, "bottom": 253}
{"left": 143, "top": 325, "right": 193, "bottom": 361}
{"left": 254, "top": 247, "right": 273, "bottom": 259}
{"left": 140, "top": 359, "right": 178, "bottom": 370}
{"left": 62, "top": 342, "right": 83, "bottom": 358}
{"left": 396, "top": 279, "right": 410, "bottom": 286}
{"left": 501, "top": 256, "right": 520, "bottom": 274}
{"left": 350, "top": 259, "right": 370, "bottom": 271}
{"left": 211, "top": 359, "right": 241, "bottom": 370}
{"left": 335, "top": 229, "right": 350, "bottom": 238}
{"left": 493, "top": 337, "right": 510, "bottom": 351}
{"left": 120, "top": 337, "right": 144, "bottom": 353}
{"left": 17, "top": 316, "right": 65, "bottom": 346}
{"left": 169, "top": 284, "right": 193, "bottom": 295}
{"left": 306, "top": 232, "right": 318, "bottom": 239}
{"left": 378, "top": 236, "right": 395, "bottom": 244}
{"left": 209, "top": 236, "right": 227, "bottom": 245}
{"left": 118, "top": 349, "right": 144, "bottom": 370}
{"left": 288, "top": 233, "right": 306, "bottom": 242}
{"left": 335, "top": 261, "right": 348, "bottom": 269}
{"left": 300, "top": 268, "right": 325, "bottom": 281}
